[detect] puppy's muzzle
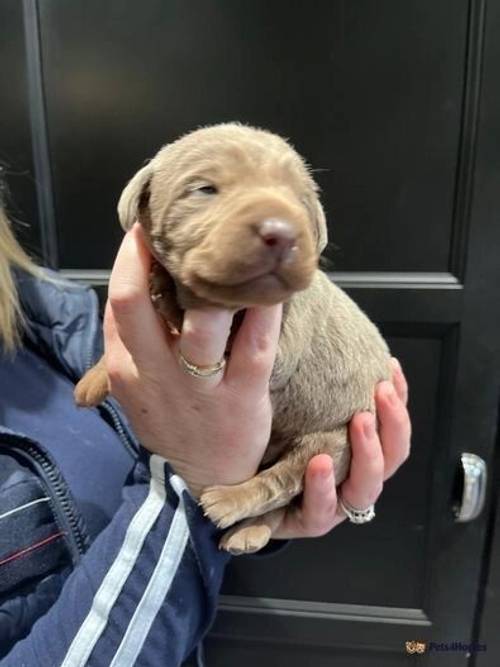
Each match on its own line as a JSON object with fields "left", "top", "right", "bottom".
{"left": 180, "top": 192, "right": 317, "bottom": 307}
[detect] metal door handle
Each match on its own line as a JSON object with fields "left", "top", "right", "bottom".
{"left": 454, "top": 453, "right": 487, "bottom": 522}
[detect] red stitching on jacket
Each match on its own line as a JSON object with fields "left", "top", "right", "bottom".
{"left": 0, "top": 531, "right": 66, "bottom": 567}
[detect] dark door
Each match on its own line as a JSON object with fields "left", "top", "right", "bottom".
{"left": 2, "top": 1, "right": 499, "bottom": 665}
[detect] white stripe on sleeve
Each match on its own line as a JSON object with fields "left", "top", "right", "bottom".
{"left": 61, "top": 454, "right": 168, "bottom": 667}
{"left": 109, "top": 475, "right": 189, "bottom": 666}
{"left": 0, "top": 496, "right": 50, "bottom": 522}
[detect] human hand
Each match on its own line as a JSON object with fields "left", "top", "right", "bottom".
{"left": 104, "top": 224, "right": 282, "bottom": 496}
{"left": 273, "top": 358, "right": 411, "bottom": 538}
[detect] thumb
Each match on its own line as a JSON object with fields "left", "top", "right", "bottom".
{"left": 108, "top": 224, "right": 168, "bottom": 360}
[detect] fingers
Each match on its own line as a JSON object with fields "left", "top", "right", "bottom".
{"left": 273, "top": 455, "right": 340, "bottom": 539}
{"left": 177, "top": 309, "right": 234, "bottom": 389}
{"left": 108, "top": 224, "right": 167, "bottom": 359}
{"left": 299, "top": 455, "right": 342, "bottom": 534}
{"left": 225, "top": 304, "right": 282, "bottom": 395}
{"left": 271, "top": 363, "right": 411, "bottom": 540}
{"left": 376, "top": 380, "right": 411, "bottom": 480}
{"left": 390, "top": 357, "right": 408, "bottom": 406}
{"left": 341, "top": 413, "right": 384, "bottom": 510}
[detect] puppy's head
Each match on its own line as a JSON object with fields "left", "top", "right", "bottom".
{"left": 118, "top": 123, "right": 327, "bottom": 308}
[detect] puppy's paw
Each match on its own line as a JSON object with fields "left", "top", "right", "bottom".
{"left": 220, "top": 524, "right": 272, "bottom": 555}
{"left": 199, "top": 485, "right": 249, "bottom": 529}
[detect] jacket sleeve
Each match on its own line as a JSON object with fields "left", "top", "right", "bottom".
{"left": 3, "top": 451, "right": 231, "bottom": 667}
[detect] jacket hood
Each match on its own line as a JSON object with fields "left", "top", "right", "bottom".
{"left": 15, "top": 268, "right": 102, "bottom": 382}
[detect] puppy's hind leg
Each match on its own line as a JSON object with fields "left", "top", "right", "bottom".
{"left": 200, "top": 427, "right": 350, "bottom": 530}
{"left": 219, "top": 425, "right": 351, "bottom": 555}
{"left": 219, "top": 508, "right": 286, "bottom": 555}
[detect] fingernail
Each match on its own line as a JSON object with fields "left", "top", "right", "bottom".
{"left": 363, "top": 415, "right": 376, "bottom": 439}
{"left": 391, "top": 357, "right": 401, "bottom": 372}
{"left": 318, "top": 467, "right": 331, "bottom": 481}
{"left": 314, "top": 459, "right": 333, "bottom": 483}
{"left": 381, "top": 381, "right": 397, "bottom": 405}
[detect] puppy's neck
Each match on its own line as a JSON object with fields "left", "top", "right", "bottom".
{"left": 176, "top": 281, "right": 291, "bottom": 320}
{"left": 175, "top": 281, "right": 216, "bottom": 311}
{"left": 173, "top": 279, "right": 292, "bottom": 358}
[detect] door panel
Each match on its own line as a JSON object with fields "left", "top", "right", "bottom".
{"left": 203, "top": 639, "right": 413, "bottom": 667}
{"left": 221, "top": 334, "right": 440, "bottom": 609}
{"left": 37, "top": 0, "right": 467, "bottom": 273}
{"left": 0, "top": 0, "right": 40, "bottom": 258}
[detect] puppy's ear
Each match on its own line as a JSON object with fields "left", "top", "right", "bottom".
{"left": 304, "top": 192, "right": 328, "bottom": 254}
{"left": 117, "top": 163, "right": 152, "bottom": 231}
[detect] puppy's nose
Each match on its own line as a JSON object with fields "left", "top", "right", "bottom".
{"left": 257, "top": 218, "right": 297, "bottom": 261}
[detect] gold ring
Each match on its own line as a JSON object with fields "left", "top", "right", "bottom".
{"left": 178, "top": 350, "right": 226, "bottom": 379}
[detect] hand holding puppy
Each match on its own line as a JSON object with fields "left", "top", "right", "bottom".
{"left": 105, "top": 224, "right": 281, "bottom": 495}
{"left": 274, "top": 362, "right": 411, "bottom": 538}
{"left": 105, "top": 225, "right": 410, "bottom": 539}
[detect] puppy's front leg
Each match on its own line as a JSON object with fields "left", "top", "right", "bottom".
{"left": 200, "top": 427, "right": 350, "bottom": 530}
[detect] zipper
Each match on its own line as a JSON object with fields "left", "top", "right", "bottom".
{"left": 83, "top": 295, "right": 139, "bottom": 461}
{"left": 100, "top": 399, "right": 139, "bottom": 459}
{"left": 4, "top": 434, "right": 89, "bottom": 560}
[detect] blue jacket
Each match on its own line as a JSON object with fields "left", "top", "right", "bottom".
{"left": 0, "top": 271, "right": 230, "bottom": 666}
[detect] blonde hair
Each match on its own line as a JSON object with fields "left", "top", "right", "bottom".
{"left": 0, "top": 203, "right": 41, "bottom": 351}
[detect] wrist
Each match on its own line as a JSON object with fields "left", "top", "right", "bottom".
{"left": 136, "top": 446, "right": 214, "bottom": 498}
{"left": 147, "top": 450, "right": 260, "bottom": 498}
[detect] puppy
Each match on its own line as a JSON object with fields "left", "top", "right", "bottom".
{"left": 75, "top": 123, "right": 390, "bottom": 554}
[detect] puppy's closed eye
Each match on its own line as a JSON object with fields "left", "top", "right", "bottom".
{"left": 189, "top": 183, "right": 218, "bottom": 196}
